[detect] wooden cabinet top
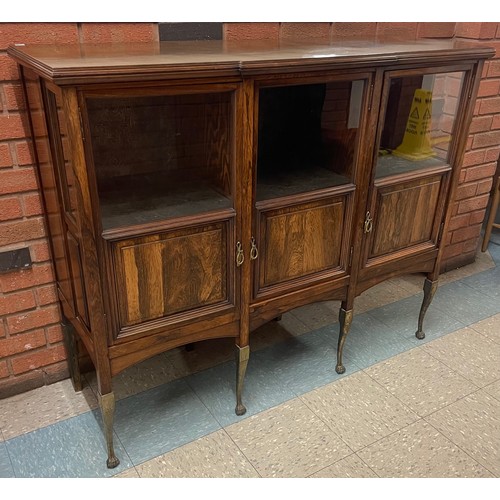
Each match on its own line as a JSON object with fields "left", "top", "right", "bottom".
{"left": 8, "top": 39, "right": 494, "bottom": 85}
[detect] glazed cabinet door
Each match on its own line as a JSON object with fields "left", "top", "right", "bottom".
{"left": 80, "top": 84, "right": 240, "bottom": 340}
{"left": 251, "top": 75, "right": 371, "bottom": 305}
{"left": 360, "top": 67, "right": 468, "bottom": 276}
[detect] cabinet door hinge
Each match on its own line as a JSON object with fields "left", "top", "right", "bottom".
{"left": 78, "top": 107, "right": 85, "bottom": 142}
{"left": 349, "top": 246, "right": 354, "bottom": 267}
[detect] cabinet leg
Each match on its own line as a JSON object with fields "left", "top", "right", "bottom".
{"left": 62, "top": 319, "right": 83, "bottom": 392}
{"left": 235, "top": 345, "right": 250, "bottom": 416}
{"left": 415, "top": 279, "right": 438, "bottom": 340}
{"left": 336, "top": 308, "right": 353, "bottom": 374}
{"left": 100, "top": 392, "right": 120, "bottom": 469}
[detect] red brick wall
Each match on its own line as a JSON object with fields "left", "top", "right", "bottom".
{"left": 0, "top": 22, "right": 498, "bottom": 397}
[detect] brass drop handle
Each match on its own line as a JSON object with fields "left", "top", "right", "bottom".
{"left": 236, "top": 241, "right": 244, "bottom": 267}
{"left": 364, "top": 211, "right": 373, "bottom": 234}
{"left": 250, "top": 236, "right": 259, "bottom": 260}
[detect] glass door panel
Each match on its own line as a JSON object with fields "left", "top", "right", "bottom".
{"left": 376, "top": 71, "right": 465, "bottom": 179}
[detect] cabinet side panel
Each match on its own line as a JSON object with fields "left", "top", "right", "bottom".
{"left": 114, "top": 223, "right": 228, "bottom": 327}
{"left": 23, "top": 70, "right": 75, "bottom": 313}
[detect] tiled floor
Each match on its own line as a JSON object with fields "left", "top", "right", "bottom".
{"left": 0, "top": 238, "right": 499, "bottom": 478}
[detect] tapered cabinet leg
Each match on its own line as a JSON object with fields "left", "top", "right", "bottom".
{"left": 100, "top": 392, "right": 120, "bottom": 469}
{"left": 235, "top": 345, "right": 250, "bottom": 416}
{"left": 336, "top": 308, "right": 353, "bottom": 374}
{"left": 416, "top": 279, "right": 438, "bottom": 340}
{"left": 62, "top": 319, "right": 83, "bottom": 392}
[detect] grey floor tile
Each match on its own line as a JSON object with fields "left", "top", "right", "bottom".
{"left": 358, "top": 420, "right": 493, "bottom": 478}
{"left": 309, "top": 453, "right": 378, "bottom": 478}
{"left": 0, "top": 379, "right": 98, "bottom": 440}
{"left": 0, "top": 441, "right": 14, "bottom": 478}
{"left": 6, "top": 411, "right": 133, "bottom": 478}
{"left": 365, "top": 348, "right": 478, "bottom": 417}
{"left": 113, "top": 378, "right": 220, "bottom": 465}
{"left": 425, "top": 389, "right": 500, "bottom": 477}
{"left": 367, "top": 293, "right": 464, "bottom": 345}
{"left": 486, "top": 239, "right": 500, "bottom": 264}
{"left": 460, "top": 266, "right": 500, "bottom": 301}
{"left": 86, "top": 352, "right": 181, "bottom": 401}
{"left": 469, "top": 313, "right": 500, "bottom": 344}
{"left": 253, "top": 327, "right": 358, "bottom": 396}
{"left": 341, "top": 311, "right": 416, "bottom": 369}
{"left": 431, "top": 280, "right": 500, "bottom": 327}
{"left": 225, "top": 399, "right": 351, "bottom": 478}
{"left": 301, "top": 371, "right": 419, "bottom": 451}
{"left": 440, "top": 249, "right": 495, "bottom": 285}
{"left": 422, "top": 327, "right": 500, "bottom": 388}
{"left": 136, "top": 429, "right": 258, "bottom": 477}
{"left": 186, "top": 356, "right": 297, "bottom": 428}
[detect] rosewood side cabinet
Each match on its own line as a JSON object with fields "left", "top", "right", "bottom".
{"left": 8, "top": 39, "right": 493, "bottom": 468}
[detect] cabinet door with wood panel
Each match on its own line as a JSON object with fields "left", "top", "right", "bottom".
{"left": 80, "top": 85, "right": 241, "bottom": 340}
{"left": 359, "top": 67, "right": 467, "bottom": 283}
{"left": 250, "top": 75, "right": 371, "bottom": 321}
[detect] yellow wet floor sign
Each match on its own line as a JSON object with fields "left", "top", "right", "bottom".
{"left": 394, "top": 89, "right": 434, "bottom": 161}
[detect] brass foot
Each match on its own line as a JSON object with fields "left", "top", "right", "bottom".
{"left": 415, "top": 279, "right": 438, "bottom": 341}
{"left": 100, "top": 392, "right": 120, "bottom": 469}
{"left": 336, "top": 308, "right": 353, "bottom": 375}
{"left": 235, "top": 345, "right": 250, "bottom": 416}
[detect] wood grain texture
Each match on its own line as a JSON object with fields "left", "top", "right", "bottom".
{"left": 258, "top": 198, "right": 345, "bottom": 290}
{"left": 114, "top": 223, "right": 229, "bottom": 328}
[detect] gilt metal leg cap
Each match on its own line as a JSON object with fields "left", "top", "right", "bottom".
{"left": 336, "top": 364, "right": 346, "bottom": 375}
{"left": 106, "top": 456, "right": 120, "bottom": 469}
{"left": 415, "top": 330, "right": 426, "bottom": 340}
{"left": 235, "top": 404, "right": 247, "bottom": 416}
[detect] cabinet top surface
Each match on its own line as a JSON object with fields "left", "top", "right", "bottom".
{"left": 8, "top": 38, "right": 494, "bottom": 84}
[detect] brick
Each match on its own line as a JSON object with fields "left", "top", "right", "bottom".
{"left": 455, "top": 182, "right": 478, "bottom": 200}
{"left": 478, "top": 97, "right": 500, "bottom": 116}
{"left": 0, "top": 329, "right": 46, "bottom": 357}
{"left": 331, "top": 23, "right": 377, "bottom": 40}
{"left": 463, "top": 237, "right": 480, "bottom": 253}
{"left": 0, "top": 113, "right": 26, "bottom": 140}
{"left": 455, "top": 23, "right": 482, "bottom": 39}
{"left": 15, "top": 141, "right": 34, "bottom": 166}
{"left": 224, "top": 23, "right": 280, "bottom": 40}
{"left": 3, "top": 83, "right": 25, "bottom": 111}
{"left": 0, "top": 320, "right": 6, "bottom": 338}
{"left": 7, "top": 304, "right": 59, "bottom": 334}
{"left": 462, "top": 149, "right": 486, "bottom": 167}
{"left": 80, "top": 23, "right": 158, "bottom": 44}
{"left": 459, "top": 169, "right": 467, "bottom": 183}
{"left": 0, "top": 197, "right": 22, "bottom": 221}
{"left": 451, "top": 224, "right": 482, "bottom": 244}
{"left": 485, "top": 41, "right": 500, "bottom": 58}
{"left": 376, "top": 23, "right": 418, "bottom": 41}
{"left": 488, "top": 60, "right": 500, "bottom": 77}
{"left": 23, "top": 193, "right": 43, "bottom": 216}
{"left": 0, "top": 53, "right": 19, "bottom": 81}
{"left": 472, "top": 130, "right": 500, "bottom": 148}
{"left": 30, "top": 240, "right": 51, "bottom": 263}
{"left": 0, "top": 289, "right": 36, "bottom": 316}
{"left": 0, "top": 167, "right": 38, "bottom": 195}
{"left": 492, "top": 115, "right": 500, "bottom": 130}
{"left": 442, "top": 241, "right": 464, "bottom": 259}
{"left": 476, "top": 178, "right": 494, "bottom": 195}
{"left": 42, "top": 360, "right": 70, "bottom": 385}
{"left": 478, "top": 79, "right": 500, "bottom": 97}
{"left": 0, "top": 369, "right": 44, "bottom": 398}
{"left": 0, "top": 217, "right": 45, "bottom": 246}
{"left": 36, "top": 284, "right": 58, "bottom": 306}
{"left": 448, "top": 213, "right": 470, "bottom": 231}
{"left": 0, "top": 23, "right": 78, "bottom": 50}
{"left": 464, "top": 162, "right": 497, "bottom": 182}
{"left": 46, "top": 324, "right": 63, "bottom": 344}
{"left": 10, "top": 343, "right": 66, "bottom": 375}
{"left": 417, "top": 22, "right": 456, "bottom": 39}
{"left": 485, "top": 147, "right": 500, "bottom": 162}
{"left": 466, "top": 136, "right": 473, "bottom": 150}
{"left": 469, "top": 115, "right": 493, "bottom": 134}
{"left": 0, "top": 360, "right": 8, "bottom": 379}
{"left": 469, "top": 209, "right": 487, "bottom": 225}
{"left": 0, "top": 263, "right": 54, "bottom": 292}
{"left": 280, "top": 23, "right": 331, "bottom": 39}
{"left": 480, "top": 23, "right": 499, "bottom": 39}
{"left": 0, "top": 143, "right": 12, "bottom": 168}
{"left": 457, "top": 193, "right": 490, "bottom": 213}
